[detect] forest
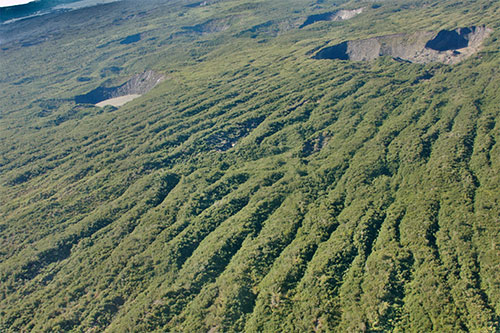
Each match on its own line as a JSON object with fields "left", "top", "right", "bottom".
{"left": 0, "top": 0, "right": 499, "bottom": 331}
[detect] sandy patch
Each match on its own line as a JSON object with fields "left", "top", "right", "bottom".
{"left": 96, "top": 94, "right": 141, "bottom": 107}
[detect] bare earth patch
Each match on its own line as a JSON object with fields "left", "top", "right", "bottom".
{"left": 75, "top": 71, "right": 165, "bottom": 105}
{"left": 300, "top": 8, "right": 364, "bottom": 28}
{"left": 313, "top": 26, "right": 492, "bottom": 64}
{"left": 96, "top": 94, "right": 141, "bottom": 107}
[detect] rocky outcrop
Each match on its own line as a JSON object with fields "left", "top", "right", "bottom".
{"left": 236, "top": 8, "right": 363, "bottom": 39}
{"left": 300, "top": 8, "right": 364, "bottom": 28}
{"left": 75, "top": 70, "right": 165, "bottom": 105}
{"left": 313, "top": 26, "right": 492, "bottom": 64}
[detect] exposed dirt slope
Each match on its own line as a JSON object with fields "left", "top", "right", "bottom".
{"left": 75, "top": 70, "right": 165, "bottom": 105}
{"left": 300, "top": 8, "right": 364, "bottom": 28}
{"left": 313, "top": 26, "right": 492, "bottom": 64}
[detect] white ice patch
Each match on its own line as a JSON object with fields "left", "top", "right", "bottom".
{"left": 0, "top": 0, "right": 37, "bottom": 7}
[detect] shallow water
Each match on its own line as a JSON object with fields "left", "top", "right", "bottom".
{"left": 0, "top": 0, "right": 122, "bottom": 24}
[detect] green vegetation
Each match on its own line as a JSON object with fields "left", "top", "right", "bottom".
{"left": 1, "top": 0, "right": 499, "bottom": 331}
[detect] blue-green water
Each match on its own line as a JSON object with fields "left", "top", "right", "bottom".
{"left": 0, "top": 0, "right": 121, "bottom": 23}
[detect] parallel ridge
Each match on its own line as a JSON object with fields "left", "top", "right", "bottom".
{"left": 1, "top": 53, "right": 499, "bottom": 332}
{"left": 0, "top": 0, "right": 499, "bottom": 331}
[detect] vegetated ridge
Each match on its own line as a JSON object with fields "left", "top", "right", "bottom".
{"left": 0, "top": 0, "right": 499, "bottom": 332}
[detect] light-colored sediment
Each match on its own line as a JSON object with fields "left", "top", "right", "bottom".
{"left": 96, "top": 94, "right": 141, "bottom": 107}
{"left": 300, "top": 8, "right": 363, "bottom": 29}
{"left": 314, "top": 26, "right": 493, "bottom": 64}
{"left": 75, "top": 70, "right": 165, "bottom": 105}
{"left": 333, "top": 8, "right": 364, "bottom": 21}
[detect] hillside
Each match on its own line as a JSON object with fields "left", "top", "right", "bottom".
{"left": 0, "top": 0, "right": 499, "bottom": 331}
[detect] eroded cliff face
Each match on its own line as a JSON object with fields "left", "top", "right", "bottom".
{"left": 300, "top": 8, "right": 364, "bottom": 29}
{"left": 313, "top": 26, "right": 492, "bottom": 64}
{"left": 75, "top": 71, "right": 165, "bottom": 105}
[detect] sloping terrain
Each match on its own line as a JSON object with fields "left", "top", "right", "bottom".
{"left": 299, "top": 8, "right": 363, "bottom": 28}
{"left": 0, "top": 0, "right": 499, "bottom": 332}
{"left": 313, "top": 26, "right": 492, "bottom": 64}
{"left": 75, "top": 71, "right": 165, "bottom": 105}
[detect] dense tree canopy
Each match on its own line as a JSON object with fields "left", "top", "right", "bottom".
{"left": 0, "top": 0, "right": 499, "bottom": 331}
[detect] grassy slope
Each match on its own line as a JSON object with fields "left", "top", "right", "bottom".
{"left": 1, "top": 0, "right": 499, "bottom": 331}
